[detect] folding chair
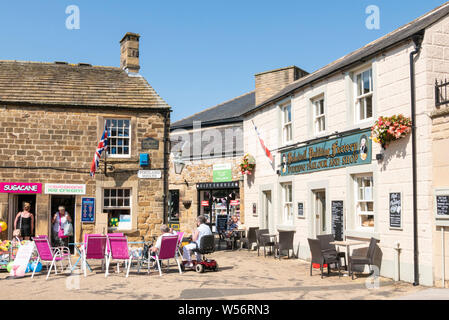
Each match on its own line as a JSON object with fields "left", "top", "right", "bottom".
{"left": 105, "top": 236, "right": 137, "bottom": 278}
{"left": 154, "top": 235, "right": 182, "bottom": 276}
{"left": 32, "top": 237, "right": 72, "bottom": 280}
{"left": 82, "top": 235, "right": 107, "bottom": 277}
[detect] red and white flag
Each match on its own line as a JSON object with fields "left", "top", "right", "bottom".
{"left": 252, "top": 120, "right": 273, "bottom": 165}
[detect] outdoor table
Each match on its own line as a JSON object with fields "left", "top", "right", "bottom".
{"left": 330, "top": 240, "right": 366, "bottom": 275}
{"left": 232, "top": 229, "right": 246, "bottom": 250}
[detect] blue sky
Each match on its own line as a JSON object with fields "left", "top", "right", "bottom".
{"left": 0, "top": 0, "right": 446, "bottom": 121}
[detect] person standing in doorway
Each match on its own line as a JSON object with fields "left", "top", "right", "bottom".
{"left": 51, "top": 205, "right": 72, "bottom": 247}
{"left": 13, "top": 202, "right": 34, "bottom": 240}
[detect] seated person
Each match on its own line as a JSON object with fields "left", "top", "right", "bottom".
{"left": 182, "top": 215, "right": 212, "bottom": 267}
{"left": 150, "top": 224, "right": 174, "bottom": 255}
{"left": 225, "top": 215, "right": 240, "bottom": 238}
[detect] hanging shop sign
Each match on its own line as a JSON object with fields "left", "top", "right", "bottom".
{"left": 81, "top": 197, "right": 95, "bottom": 223}
{"left": 0, "top": 182, "right": 42, "bottom": 194}
{"left": 196, "top": 181, "right": 239, "bottom": 190}
{"left": 201, "top": 201, "right": 209, "bottom": 207}
{"left": 212, "top": 163, "right": 232, "bottom": 183}
{"left": 44, "top": 184, "right": 86, "bottom": 195}
{"left": 280, "top": 129, "right": 372, "bottom": 176}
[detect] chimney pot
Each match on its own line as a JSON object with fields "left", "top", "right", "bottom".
{"left": 120, "top": 32, "right": 140, "bottom": 73}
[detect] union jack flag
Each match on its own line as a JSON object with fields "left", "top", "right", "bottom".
{"left": 252, "top": 120, "right": 273, "bottom": 165}
{"left": 90, "top": 124, "right": 109, "bottom": 177}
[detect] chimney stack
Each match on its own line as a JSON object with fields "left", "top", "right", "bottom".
{"left": 120, "top": 32, "right": 140, "bottom": 73}
{"left": 255, "top": 66, "right": 308, "bottom": 105}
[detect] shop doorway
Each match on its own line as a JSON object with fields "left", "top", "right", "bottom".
{"left": 313, "top": 190, "right": 327, "bottom": 237}
{"left": 262, "top": 191, "right": 272, "bottom": 230}
{"left": 50, "top": 195, "right": 76, "bottom": 253}
{"left": 8, "top": 194, "right": 37, "bottom": 239}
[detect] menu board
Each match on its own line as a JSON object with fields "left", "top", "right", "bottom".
{"left": 81, "top": 197, "right": 95, "bottom": 223}
{"left": 297, "top": 202, "right": 304, "bottom": 217}
{"left": 437, "top": 195, "right": 449, "bottom": 217}
{"left": 216, "top": 215, "right": 228, "bottom": 232}
{"left": 389, "top": 193, "right": 402, "bottom": 228}
{"left": 331, "top": 201, "right": 344, "bottom": 241}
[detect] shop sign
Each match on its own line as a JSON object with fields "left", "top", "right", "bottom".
{"left": 389, "top": 192, "right": 402, "bottom": 229}
{"left": 230, "top": 200, "right": 239, "bottom": 206}
{"left": 213, "top": 163, "right": 232, "bottom": 182}
{"left": 201, "top": 201, "right": 209, "bottom": 207}
{"left": 81, "top": 197, "right": 95, "bottom": 223}
{"left": 44, "top": 184, "right": 86, "bottom": 195}
{"left": 142, "top": 137, "right": 159, "bottom": 150}
{"left": 280, "top": 129, "right": 372, "bottom": 176}
{"left": 0, "top": 182, "right": 42, "bottom": 194}
{"left": 119, "top": 215, "right": 131, "bottom": 230}
{"left": 138, "top": 170, "right": 162, "bottom": 179}
{"left": 196, "top": 181, "right": 239, "bottom": 190}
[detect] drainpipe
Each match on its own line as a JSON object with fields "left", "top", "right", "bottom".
{"left": 163, "top": 110, "right": 171, "bottom": 225}
{"left": 410, "top": 32, "right": 424, "bottom": 286}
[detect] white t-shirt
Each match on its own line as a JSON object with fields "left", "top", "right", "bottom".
{"left": 196, "top": 223, "right": 212, "bottom": 246}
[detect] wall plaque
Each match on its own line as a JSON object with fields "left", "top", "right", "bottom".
{"left": 142, "top": 137, "right": 159, "bottom": 150}
{"left": 389, "top": 192, "right": 402, "bottom": 229}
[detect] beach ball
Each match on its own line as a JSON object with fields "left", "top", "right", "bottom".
{"left": 6, "top": 261, "right": 13, "bottom": 273}
{"left": 30, "top": 262, "right": 42, "bottom": 273}
{"left": 110, "top": 217, "right": 119, "bottom": 227}
{"left": 0, "top": 221, "right": 6, "bottom": 232}
{"left": 25, "top": 264, "right": 32, "bottom": 273}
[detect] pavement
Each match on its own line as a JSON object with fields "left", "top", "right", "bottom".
{"left": 395, "top": 289, "right": 449, "bottom": 300}
{"left": 0, "top": 248, "right": 431, "bottom": 300}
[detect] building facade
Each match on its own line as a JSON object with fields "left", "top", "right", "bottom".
{"left": 243, "top": 3, "right": 449, "bottom": 287}
{"left": 0, "top": 33, "right": 171, "bottom": 246}
{"left": 168, "top": 92, "right": 255, "bottom": 234}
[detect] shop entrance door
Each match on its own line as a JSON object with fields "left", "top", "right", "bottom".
{"left": 50, "top": 195, "right": 76, "bottom": 253}
{"left": 8, "top": 194, "right": 37, "bottom": 239}
{"left": 262, "top": 191, "right": 271, "bottom": 230}
{"left": 313, "top": 190, "right": 327, "bottom": 237}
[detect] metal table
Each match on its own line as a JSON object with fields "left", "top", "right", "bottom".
{"left": 330, "top": 240, "right": 366, "bottom": 275}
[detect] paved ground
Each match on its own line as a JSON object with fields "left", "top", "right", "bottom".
{"left": 0, "top": 249, "right": 427, "bottom": 300}
{"left": 396, "top": 289, "right": 449, "bottom": 300}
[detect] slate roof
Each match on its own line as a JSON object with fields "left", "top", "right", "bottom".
{"left": 0, "top": 60, "right": 170, "bottom": 109}
{"left": 171, "top": 91, "right": 255, "bottom": 130}
{"left": 244, "top": 1, "right": 449, "bottom": 116}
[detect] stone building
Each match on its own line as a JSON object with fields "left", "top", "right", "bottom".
{"left": 242, "top": 3, "right": 449, "bottom": 287}
{"left": 0, "top": 32, "right": 171, "bottom": 247}
{"left": 169, "top": 92, "right": 255, "bottom": 234}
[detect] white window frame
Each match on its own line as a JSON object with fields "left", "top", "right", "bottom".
{"left": 312, "top": 97, "right": 326, "bottom": 135}
{"left": 281, "top": 183, "right": 294, "bottom": 225}
{"left": 354, "top": 67, "right": 373, "bottom": 123}
{"left": 281, "top": 103, "right": 293, "bottom": 145}
{"left": 354, "top": 174, "right": 374, "bottom": 230}
{"left": 103, "top": 188, "right": 132, "bottom": 230}
{"left": 106, "top": 118, "right": 131, "bottom": 158}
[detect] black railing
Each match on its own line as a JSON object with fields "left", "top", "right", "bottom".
{"left": 435, "top": 79, "right": 449, "bottom": 107}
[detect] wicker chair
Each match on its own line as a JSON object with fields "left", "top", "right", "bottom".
{"left": 255, "top": 229, "right": 275, "bottom": 257}
{"left": 274, "top": 231, "right": 295, "bottom": 260}
{"left": 349, "top": 237, "right": 378, "bottom": 280}
{"left": 317, "top": 234, "right": 347, "bottom": 269}
{"left": 240, "top": 227, "right": 259, "bottom": 251}
{"left": 308, "top": 238, "right": 341, "bottom": 278}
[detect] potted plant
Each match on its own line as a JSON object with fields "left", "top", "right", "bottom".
{"left": 371, "top": 114, "right": 412, "bottom": 149}
{"left": 240, "top": 153, "right": 255, "bottom": 175}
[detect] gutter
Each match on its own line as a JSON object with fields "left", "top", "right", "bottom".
{"left": 410, "top": 31, "right": 424, "bottom": 286}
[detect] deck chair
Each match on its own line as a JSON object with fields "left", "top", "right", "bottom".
{"left": 176, "top": 232, "right": 185, "bottom": 258}
{"left": 154, "top": 235, "right": 182, "bottom": 276}
{"left": 83, "top": 235, "right": 107, "bottom": 277}
{"left": 105, "top": 236, "right": 137, "bottom": 278}
{"left": 32, "top": 237, "right": 72, "bottom": 280}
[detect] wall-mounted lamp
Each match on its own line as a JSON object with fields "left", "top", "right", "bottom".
{"left": 173, "top": 152, "right": 185, "bottom": 175}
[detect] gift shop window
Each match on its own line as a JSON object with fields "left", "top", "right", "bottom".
{"left": 104, "top": 188, "right": 132, "bottom": 230}
{"left": 354, "top": 175, "right": 374, "bottom": 229}
{"left": 281, "top": 183, "right": 294, "bottom": 225}
{"left": 354, "top": 68, "right": 373, "bottom": 123}
{"left": 106, "top": 119, "right": 131, "bottom": 157}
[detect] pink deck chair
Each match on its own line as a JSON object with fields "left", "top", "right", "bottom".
{"left": 176, "top": 232, "right": 185, "bottom": 258}
{"left": 32, "top": 237, "right": 72, "bottom": 280}
{"left": 105, "top": 236, "right": 137, "bottom": 278}
{"left": 106, "top": 233, "right": 124, "bottom": 254}
{"left": 154, "top": 235, "right": 182, "bottom": 276}
{"left": 83, "top": 235, "right": 107, "bottom": 277}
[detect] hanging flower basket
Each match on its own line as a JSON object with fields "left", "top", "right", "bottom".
{"left": 240, "top": 153, "right": 255, "bottom": 176}
{"left": 371, "top": 114, "right": 412, "bottom": 149}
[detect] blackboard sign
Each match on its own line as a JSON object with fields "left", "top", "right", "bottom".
{"left": 437, "top": 195, "right": 449, "bottom": 217}
{"left": 141, "top": 137, "right": 159, "bottom": 150}
{"left": 216, "top": 215, "right": 228, "bottom": 232}
{"left": 389, "top": 193, "right": 402, "bottom": 228}
{"left": 297, "top": 202, "right": 304, "bottom": 218}
{"left": 331, "top": 201, "right": 344, "bottom": 241}
{"left": 81, "top": 197, "right": 95, "bottom": 223}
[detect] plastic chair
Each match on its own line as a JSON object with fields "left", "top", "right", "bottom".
{"left": 83, "top": 235, "right": 107, "bottom": 277}
{"left": 154, "top": 235, "right": 182, "bottom": 276}
{"left": 32, "top": 237, "right": 72, "bottom": 280}
{"left": 105, "top": 236, "right": 136, "bottom": 278}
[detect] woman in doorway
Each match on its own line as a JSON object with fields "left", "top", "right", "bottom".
{"left": 51, "top": 205, "right": 72, "bottom": 247}
{"left": 13, "top": 202, "right": 34, "bottom": 240}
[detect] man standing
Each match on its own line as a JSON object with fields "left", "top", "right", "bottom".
{"left": 182, "top": 215, "right": 212, "bottom": 267}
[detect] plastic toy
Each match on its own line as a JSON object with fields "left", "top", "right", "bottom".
{"left": 110, "top": 217, "right": 119, "bottom": 227}
{"left": 6, "top": 261, "right": 13, "bottom": 273}
{"left": 0, "top": 221, "right": 7, "bottom": 232}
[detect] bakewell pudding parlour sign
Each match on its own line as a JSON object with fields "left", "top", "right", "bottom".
{"left": 0, "top": 182, "right": 42, "bottom": 194}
